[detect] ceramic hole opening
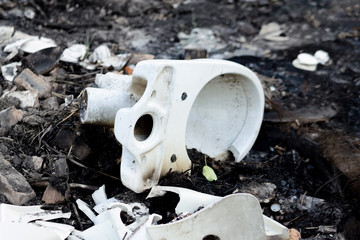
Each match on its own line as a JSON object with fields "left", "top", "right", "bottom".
{"left": 134, "top": 114, "right": 154, "bottom": 141}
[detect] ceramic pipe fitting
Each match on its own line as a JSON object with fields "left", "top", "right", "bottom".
{"left": 80, "top": 73, "right": 138, "bottom": 126}
{"left": 114, "top": 59, "right": 264, "bottom": 193}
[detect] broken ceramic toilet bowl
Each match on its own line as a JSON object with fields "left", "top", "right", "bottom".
{"left": 69, "top": 185, "right": 290, "bottom": 240}
{"left": 81, "top": 59, "right": 264, "bottom": 193}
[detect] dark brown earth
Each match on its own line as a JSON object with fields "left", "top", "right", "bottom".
{"left": 0, "top": 0, "right": 360, "bottom": 239}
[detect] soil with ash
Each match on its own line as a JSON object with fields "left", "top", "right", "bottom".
{"left": 0, "top": 0, "right": 360, "bottom": 239}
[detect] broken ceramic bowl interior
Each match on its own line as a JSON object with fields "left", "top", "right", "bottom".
{"left": 115, "top": 59, "right": 264, "bottom": 192}
{"left": 81, "top": 59, "right": 264, "bottom": 193}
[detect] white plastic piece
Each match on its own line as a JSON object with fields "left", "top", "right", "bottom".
{"left": 145, "top": 186, "right": 289, "bottom": 240}
{"left": 0, "top": 203, "right": 71, "bottom": 223}
{"left": 314, "top": 50, "right": 330, "bottom": 65}
{"left": 114, "top": 59, "right": 264, "bottom": 193}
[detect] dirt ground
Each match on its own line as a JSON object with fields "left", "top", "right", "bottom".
{"left": 0, "top": 0, "right": 360, "bottom": 239}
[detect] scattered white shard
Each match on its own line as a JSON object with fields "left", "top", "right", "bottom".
{"left": 20, "top": 37, "right": 57, "bottom": 53}
{"left": 1, "top": 62, "right": 21, "bottom": 82}
{"left": 100, "top": 53, "right": 131, "bottom": 70}
{"left": 0, "top": 26, "right": 14, "bottom": 45}
{"left": 2, "top": 90, "right": 39, "bottom": 108}
{"left": 60, "top": 44, "right": 87, "bottom": 63}
{"left": 89, "top": 45, "right": 112, "bottom": 63}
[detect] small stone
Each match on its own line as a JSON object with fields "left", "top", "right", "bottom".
{"left": 23, "top": 156, "right": 43, "bottom": 172}
{"left": 52, "top": 129, "right": 91, "bottom": 161}
{"left": 41, "top": 96, "right": 60, "bottom": 110}
{"left": 42, "top": 184, "right": 68, "bottom": 204}
{"left": 297, "top": 53, "right": 318, "bottom": 66}
{"left": 0, "top": 153, "right": 36, "bottom": 205}
{"left": 239, "top": 182, "right": 277, "bottom": 203}
{"left": 14, "top": 68, "right": 52, "bottom": 98}
{"left": 0, "top": 107, "right": 23, "bottom": 127}
{"left": 22, "top": 114, "right": 46, "bottom": 126}
{"left": 53, "top": 158, "right": 69, "bottom": 179}
{"left": 2, "top": 90, "right": 39, "bottom": 108}
{"left": 184, "top": 48, "right": 208, "bottom": 59}
{"left": 314, "top": 50, "right": 330, "bottom": 65}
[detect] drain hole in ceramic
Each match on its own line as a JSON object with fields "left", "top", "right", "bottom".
{"left": 134, "top": 114, "right": 153, "bottom": 141}
{"left": 203, "top": 235, "right": 220, "bottom": 240}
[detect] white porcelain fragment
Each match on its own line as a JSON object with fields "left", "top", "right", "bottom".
{"left": 114, "top": 59, "right": 264, "bottom": 193}
{"left": 60, "top": 44, "right": 87, "bottom": 63}
{"left": 0, "top": 26, "right": 14, "bottom": 44}
{"left": 1, "top": 61, "right": 22, "bottom": 81}
{"left": 292, "top": 59, "right": 317, "bottom": 71}
{"left": 0, "top": 222, "right": 71, "bottom": 240}
{"left": 92, "top": 184, "right": 108, "bottom": 205}
{"left": 19, "top": 37, "right": 57, "bottom": 53}
{"left": 80, "top": 87, "right": 137, "bottom": 126}
{"left": 0, "top": 203, "right": 71, "bottom": 223}
{"left": 100, "top": 53, "right": 131, "bottom": 70}
{"left": 89, "top": 45, "right": 112, "bottom": 63}
{"left": 145, "top": 186, "right": 289, "bottom": 240}
{"left": 2, "top": 90, "right": 39, "bottom": 108}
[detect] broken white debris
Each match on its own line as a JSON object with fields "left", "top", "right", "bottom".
{"left": 80, "top": 73, "right": 138, "bottom": 126}
{"left": 0, "top": 203, "right": 71, "bottom": 223}
{"left": 0, "top": 204, "right": 72, "bottom": 240}
{"left": 89, "top": 44, "right": 112, "bottom": 63}
{"left": 114, "top": 59, "right": 264, "bottom": 192}
{"left": 19, "top": 37, "right": 57, "bottom": 53}
{"left": 100, "top": 53, "right": 131, "bottom": 70}
{"left": 258, "top": 22, "right": 289, "bottom": 42}
{"left": 0, "top": 26, "right": 14, "bottom": 45}
{"left": 1, "top": 62, "right": 22, "bottom": 82}
{"left": 2, "top": 90, "right": 39, "bottom": 108}
{"left": 145, "top": 186, "right": 289, "bottom": 240}
{"left": 60, "top": 44, "right": 87, "bottom": 63}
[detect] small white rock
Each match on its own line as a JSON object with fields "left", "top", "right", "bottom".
{"left": 314, "top": 50, "right": 330, "bottom": 65}
{"left": 292, "top": 59, "right": 317, "bottom": 71}
{"left": 297, "top": 53, "right": 318, "bottom": 66}
{"left": 270, "top": 203, "right": 281, "bottom": 212}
